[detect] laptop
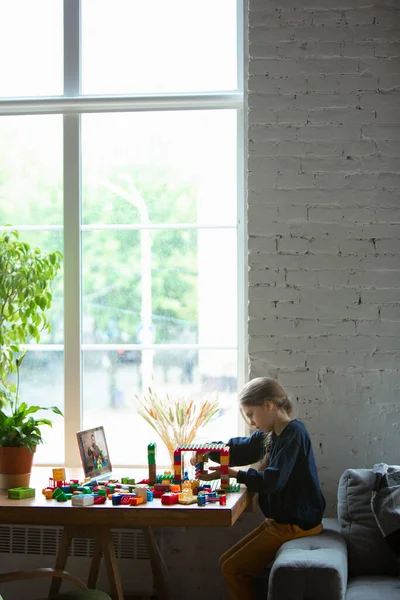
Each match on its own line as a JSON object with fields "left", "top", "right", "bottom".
{"left": 76, "top": 425, "right": 113, "bottom": 483}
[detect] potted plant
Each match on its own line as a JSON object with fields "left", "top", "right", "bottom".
{"left": 0, "top": 229, "right": 63, "bottom": 488}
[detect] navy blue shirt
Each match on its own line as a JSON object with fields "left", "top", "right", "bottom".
{"left": 210, "top": 420, "right": 326, "bottom": 530}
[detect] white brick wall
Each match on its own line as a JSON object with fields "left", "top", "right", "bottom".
{"left": 163, "top": 4, "right": 400, "bottom": 598}
{"left": 248, "top": 0, "right": 400, "bottom": 514}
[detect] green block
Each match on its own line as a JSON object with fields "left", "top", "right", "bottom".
{"left": 53, "top": 487, "right": 68, "bottom": 501}
{"left": 8, "top": 487, "right": 36, "bottom": 499}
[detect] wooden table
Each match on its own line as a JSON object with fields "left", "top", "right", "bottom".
{"left": 0, "top": 472, "right": 252, "bottom": 600}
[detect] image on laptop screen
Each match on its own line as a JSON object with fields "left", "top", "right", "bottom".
{"left": 76, "top": 426, "right": 112, "bottom": 481}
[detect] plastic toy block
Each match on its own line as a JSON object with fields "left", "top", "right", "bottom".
{"left": 227, "top": 482, "right": 240, "bottom": 493}
{"left": 154, "top": 483, "right": 170, "bottom": 492}
{"left": 220, "top": 456, "right": 229, "bottom": 466}
{"left": 112, "top": 494, "right": 122, "bottom": 505}
{"left": 152, "top": 489, "right": 165, "bottom": 498}
{"left": 206, "top": 492, "right": 218, "bottom": 503}
{"left": 178, "top": 494, "right": 197, "bottom": 505}
{"left": 71, "top": 494, "right": 94, "bottom": 506}
{"left": 55, "top": 492, "right": 68, "bottom": 502}
{"left": 43, "top": 488, "right": 54, "bottom": 500}
{"left": 121, "top": 477, "right": 136, "bottom": 484}
{"left": 197, "top": 495, "right": 206, "bottom": 506}
{"left": 52, "top": 468, "right": 66, "bottom": 482}
{"left": 119, "top": 495, "right": 134, "bottom": 505}
{"left": 169, "top": 484, "right": 181, "bottom": 493}
{"left": 93, "top": 495, "right": 106, "bottom": 504}
{"left": 130, "top": 496, "right": 144, "bottom": 505}
{"left": 135, "top": 485, "right": 148, "bottom": 503}
{"left": 8, "top": 487, "right": 35, "bottom": 500}
{"left": 120, "top": 477, "right": 135, "bottom": 485}
{"left": 52, "top": 487, "right": 66, "bottom": 500}
{"left": 147, "top": 490, "right": 154, "bottom": 501}
{"left": 161, "top": 492, "right": 179, "bottom": 505}
{"left": 219, "top": 494, "right": 227, "bottom": 506}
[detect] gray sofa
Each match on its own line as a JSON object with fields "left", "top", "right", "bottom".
{"left": 268, "top": 468, "right": 400, "bottom": 600}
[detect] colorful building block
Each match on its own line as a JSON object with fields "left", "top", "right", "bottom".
{"left": 135, "top": 485, "right": 148, "bottom": 504}
{"left": 71, "top": 494, "right": 94, "bottom": 506}
{"left": 161, "top": 492, "right": 179, "bottom": 505}
{"left": 8, "top": 487, "right": 35, "bottom": 499}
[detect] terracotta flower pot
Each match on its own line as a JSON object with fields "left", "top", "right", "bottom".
{"left": 0, "top": 446, "right": 35, "bottom": 489}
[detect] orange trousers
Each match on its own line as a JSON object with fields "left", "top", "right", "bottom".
{"left": 220, "top": 519, "right": 323, "bottom": 600}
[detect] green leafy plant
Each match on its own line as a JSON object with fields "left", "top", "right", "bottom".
{"left": 0, "top": 228, "right": 63, "bottom": 450}
{"left": 0, "top": 228, "right": 62, "bottom": 384}
{"left": 136, "top": 387, "right": 220, "bottom": 466}
{"left": 0, "top": 356, "right": 63, "bottom": 452}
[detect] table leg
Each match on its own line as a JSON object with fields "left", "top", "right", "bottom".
{"left": 100, "top": 530, "right": 124, "bottom": 600}
{"left": 48, "top": 528, "right": 72, "bottom": 598}
{"left": 142, "top": 527, "right": 171, "bottom": 600}
{"left": 87, "top": 537, "right": 103, "bottom": 589}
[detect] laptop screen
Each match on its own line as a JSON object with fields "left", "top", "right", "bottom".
{"left": 76, "top": 426, "right": 112, "bottom": 481}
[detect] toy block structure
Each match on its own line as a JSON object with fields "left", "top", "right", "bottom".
{"left": 173, "top": 443, "right": 230, "bottom": 490}
{"left": 48, "top": 467, "right": 67, "bottom": 490}
{"left": 148, "top": 443, "right": 157, "bottom": 485}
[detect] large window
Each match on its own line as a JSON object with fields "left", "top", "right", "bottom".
{"left": 0, "top": 0, "right": 245, "bottom": 468}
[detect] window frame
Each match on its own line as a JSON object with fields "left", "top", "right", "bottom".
{"left": 0, "top": 0, "right": 247, "bottom": 466}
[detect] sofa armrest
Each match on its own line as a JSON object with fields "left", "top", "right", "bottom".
{"left": 268, "top": 530, "right": 348, "bottom": 600}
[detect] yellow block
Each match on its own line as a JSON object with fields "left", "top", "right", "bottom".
{"left": 52, "top": 468, "right": 66, "bottom": 481}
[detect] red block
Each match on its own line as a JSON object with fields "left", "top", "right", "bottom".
{"left": 161, "top": 493, "right": 179, "bottom": 505}
{"left": 93, "top": 495, "right": 106, "bottom": 504}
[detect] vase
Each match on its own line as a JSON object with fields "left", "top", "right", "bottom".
{"left": 0, "top": 446, "right": 35, "bottom": 489}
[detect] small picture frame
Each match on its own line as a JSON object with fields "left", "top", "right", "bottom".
{"left": 76, "top": 426, "right": 112, "bottom": 481}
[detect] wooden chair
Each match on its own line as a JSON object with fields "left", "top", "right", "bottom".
{"left": 0, "top": 567, "right": 112, "bottom": 599}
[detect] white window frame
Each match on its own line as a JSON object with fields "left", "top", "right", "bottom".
{"left": 0, "top": 0, "right": 247, "bottom": 467}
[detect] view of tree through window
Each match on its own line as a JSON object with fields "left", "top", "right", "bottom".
{"left": 0, "top": 0, "right": 243, "bottom": 467}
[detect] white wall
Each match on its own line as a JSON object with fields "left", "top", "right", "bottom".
{"left": 248, "top": 0, "right": 400, "bottom": 511}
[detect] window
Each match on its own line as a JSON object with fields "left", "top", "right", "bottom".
{"left": 0, "top": 0, "right": 245, "bottom": 468}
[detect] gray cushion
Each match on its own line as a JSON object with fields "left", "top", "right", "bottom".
{"left": 268, "top": 530, "right": 348, "bottom": 600}
{"left": 323, "top": 517, "right": 340, "bottom": 534}
{"left": 338, "top": 468, "right": 400, "bottom": 577}
{"left": 346, "top": 575, "right": 400, "bottom": 600}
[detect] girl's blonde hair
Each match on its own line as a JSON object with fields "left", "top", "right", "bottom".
{"left": 239, "top": 377, "right": 293, "bottom": 470}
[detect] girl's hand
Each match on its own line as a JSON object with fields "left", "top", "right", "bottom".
{"left": 200, "top": 466, "right": 238, "bottom": 480}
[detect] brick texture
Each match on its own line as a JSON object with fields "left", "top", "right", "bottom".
{"left": 248, "top": 0, "right": 400, "bottom": 515}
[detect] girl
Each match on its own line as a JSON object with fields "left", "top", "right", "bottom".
{"left": 201, "top": 377, "right": 326, "bottom": 600}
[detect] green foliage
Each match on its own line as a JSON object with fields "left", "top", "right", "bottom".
{"left": 0, "top": 376, "right": 63, "bottom": 453}
{"left": 0, "top": 229, "right": 63, "bottom": 450}
{"left": 0, "top": 229, "right": 62, "bottom": 378}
